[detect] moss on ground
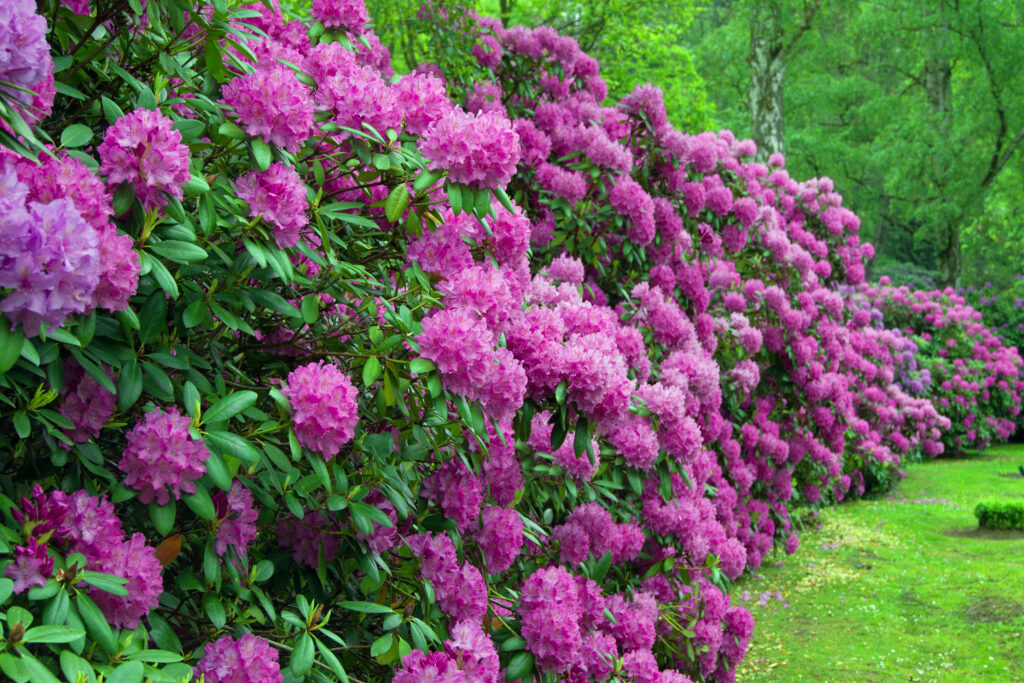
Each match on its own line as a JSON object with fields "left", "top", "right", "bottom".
{"left": 734, "top": 444, "right": 1024, "bottom": 682}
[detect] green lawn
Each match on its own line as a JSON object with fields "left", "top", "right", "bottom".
{"left": 734, "top": 444, "right": 1024, "bottom": 683}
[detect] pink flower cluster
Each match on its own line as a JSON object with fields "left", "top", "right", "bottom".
{"left": 119, "top": 406, "right": 210, "bottom": 505}
{"left": 237, "top": 162, "right": 309, "bottom": 248}
{"left": 7, "top": 487, "right": 162, "bottom": 629}
{"left": 281, "top": 361, "right": 360, "bottom": 459}
{"left": 98, "top": 109, "right": 191, "bottom": 211}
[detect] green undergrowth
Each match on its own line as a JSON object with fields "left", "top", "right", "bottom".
{"left": 734, "top": 443, "right": 1024, "bottom": 682}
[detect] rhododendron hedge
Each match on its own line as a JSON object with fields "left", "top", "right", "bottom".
{"left": 0, "top": 1, "right": 1019, "bottom": 682}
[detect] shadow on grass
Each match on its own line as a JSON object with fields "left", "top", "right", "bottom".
{"left": 942, "top": 526, "right": 1024, "bottom": 540}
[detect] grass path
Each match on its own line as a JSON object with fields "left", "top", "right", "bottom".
{"left": 734, "top": 444, "right": 1024, "bottom": 682}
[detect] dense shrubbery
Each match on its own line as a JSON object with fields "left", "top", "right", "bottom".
{"left": 0, "top": 1, "right": 1020, "bottom": 682}
{"left": 974, "top": 499, "right": 1024, "bottom": 531}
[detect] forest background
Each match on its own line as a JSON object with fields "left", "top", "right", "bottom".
{"left": 366, "top": 0, "right": 1024, "bottom": 343}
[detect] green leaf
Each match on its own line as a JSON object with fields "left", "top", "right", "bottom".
{"left": 144, "top": 253, "right": 180, "bottom": 299}
{"left": 473, "top": 188, "right": 492, "bottom": 217}
{"left": 203, "top": 390, "right": 258, "bottom": 424}
{"left": 336, "top": 600, "right": 393, "bottom": 614}
{"left": 300, "top": 295, "right": 319, "bottom": 325}
{"left": 252, "top": 138, "right": 272, "bottom": 172}
{"left": 447, "top": 182, "right": 462, "bottom": 214}
{"left": 81, "top": 570, "right": 129, "bottom": 596}
{"left": 592, "top": 551, "right": 612, "bottom": 583}
{"left": 384, "top": 184, "right": 410, "bottom": 222}
{"left": 500, "top": 635, "right": 527, "bottom": 652}
{"left": 408, "top": 358, "right": 435, "bottom": 375}
{"left": 183, "top": 174, "right": 210, "bottom": 195}
{"left": 60, "top": 124, "right": 93, "bottom": 148}
{"left": 494, "top": 186, "right": 515, "bottom": 213}
{"left": 101, "top": 96, "right": 124, "bottom": 125}
{"left": 204, "top": 451, "right": 232, "bottom": 491}
{"left": 138, "top": 289, "right": 168, "bottom": 344}
{"left": 117, "top": 360, "right": 143, "bottom": 411}
{"left": 505, "top": 652, "right": 535, "bottom": 681}
{"left": 22, "top": 625, "right": 86, "bottom": 644}
{"left": 203, "top": 430, "right": 260, "bottom": 462}
{"left": 184, "top": 484, "right": 216, "bottom": 521}
{"left": 150, "top": 240, "right": 208, "bottom": 264}
{"left": 124, "top": 649, "right": 183, "bottom": 663}
{"left": 413, "top": 169, "right": 442, "bottom": 192}
{"left": 251, "top": 559, "right": 275, "bottom": 583}
{"left": 77, "top": 594, "right": 117, "bottom": 655}
{"left": 218, "top": 121, "right": 247, "bottom": 139}
{"left": 0, "top": 316, "right": 24, "bottom": 373}
{"left": 174, "top": 119, "right": 206, "bottom": 142}
{"left": 370, "top": 633, "right": 393, "bottom": 657}
{"left": 105, "top": 660, "right": 143, "bottom": 683}
{"left": 59, "top": 651, "right": 96, "bottom": 683}
{"left": 362, "top": 356, "right": 381, "bottom": 387}
{"left": 203, "top": 593, "right": 226, "bottom": 629}
{"left": 112, "top": 181, "right": 136, "bottom": 216}
{"left": 290, "top": 633, "right": 314, "bottom": 676}
{"left": 150, "top": 499, "right": 176, "bottom": 537}
{"left": 15, "top": 654, "right": 60, "bottom": 683}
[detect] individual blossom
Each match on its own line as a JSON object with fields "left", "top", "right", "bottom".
{"left": 474, "top": 505, "right": 523, "bottom": 574}
{"left": 281, "top": 361, "right": 360, "bottom": 459}
{"left": 194, "top": 633, "right": 284, "bottom": 683}
{"left": 311, "top": 0, "right": 369, "bottom": 33}
{"left": 5, "top": 538, "right": 52, "bottom": 594}
{"left": 236, "top": 162, "right": 308, "bottom": 248}
{"left": 0, "top": 186, "right": 101, "bottom": 337}
{"left": 120, "top": 407, "right": 210, "bottom": 505}
{"left": 213, "top": 480, "right": 259, "bottom": 557}
{"left": 420, "top": 108, "right": 521, "bottom": 189}
{"left": 221, "top": 63, "right": 314, "bottom": 153}
{"left": 91, "top": 532, "right": 163, "bottom": 629}
{"left": 98, "top": 109, "right": 191, "bottom": 211}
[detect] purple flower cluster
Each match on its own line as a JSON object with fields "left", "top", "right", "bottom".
{"left": 0, "top": 164, "right": 101, "bottom": 337}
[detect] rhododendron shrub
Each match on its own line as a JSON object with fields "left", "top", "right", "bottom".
{"left": 0, "top": 1, "right": 1019, "bottom": 682}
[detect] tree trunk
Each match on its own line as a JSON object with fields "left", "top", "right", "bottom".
{"left": 748, "top": 2, "right": 785, "bottom": 162}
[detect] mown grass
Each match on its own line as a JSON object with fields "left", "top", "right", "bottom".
{"left": 734, "top": 443, "right": 1024, "bottom": 682}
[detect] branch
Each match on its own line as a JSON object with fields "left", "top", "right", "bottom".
{"left": 780, "top": 0, "right": 824, "bottom": 61}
